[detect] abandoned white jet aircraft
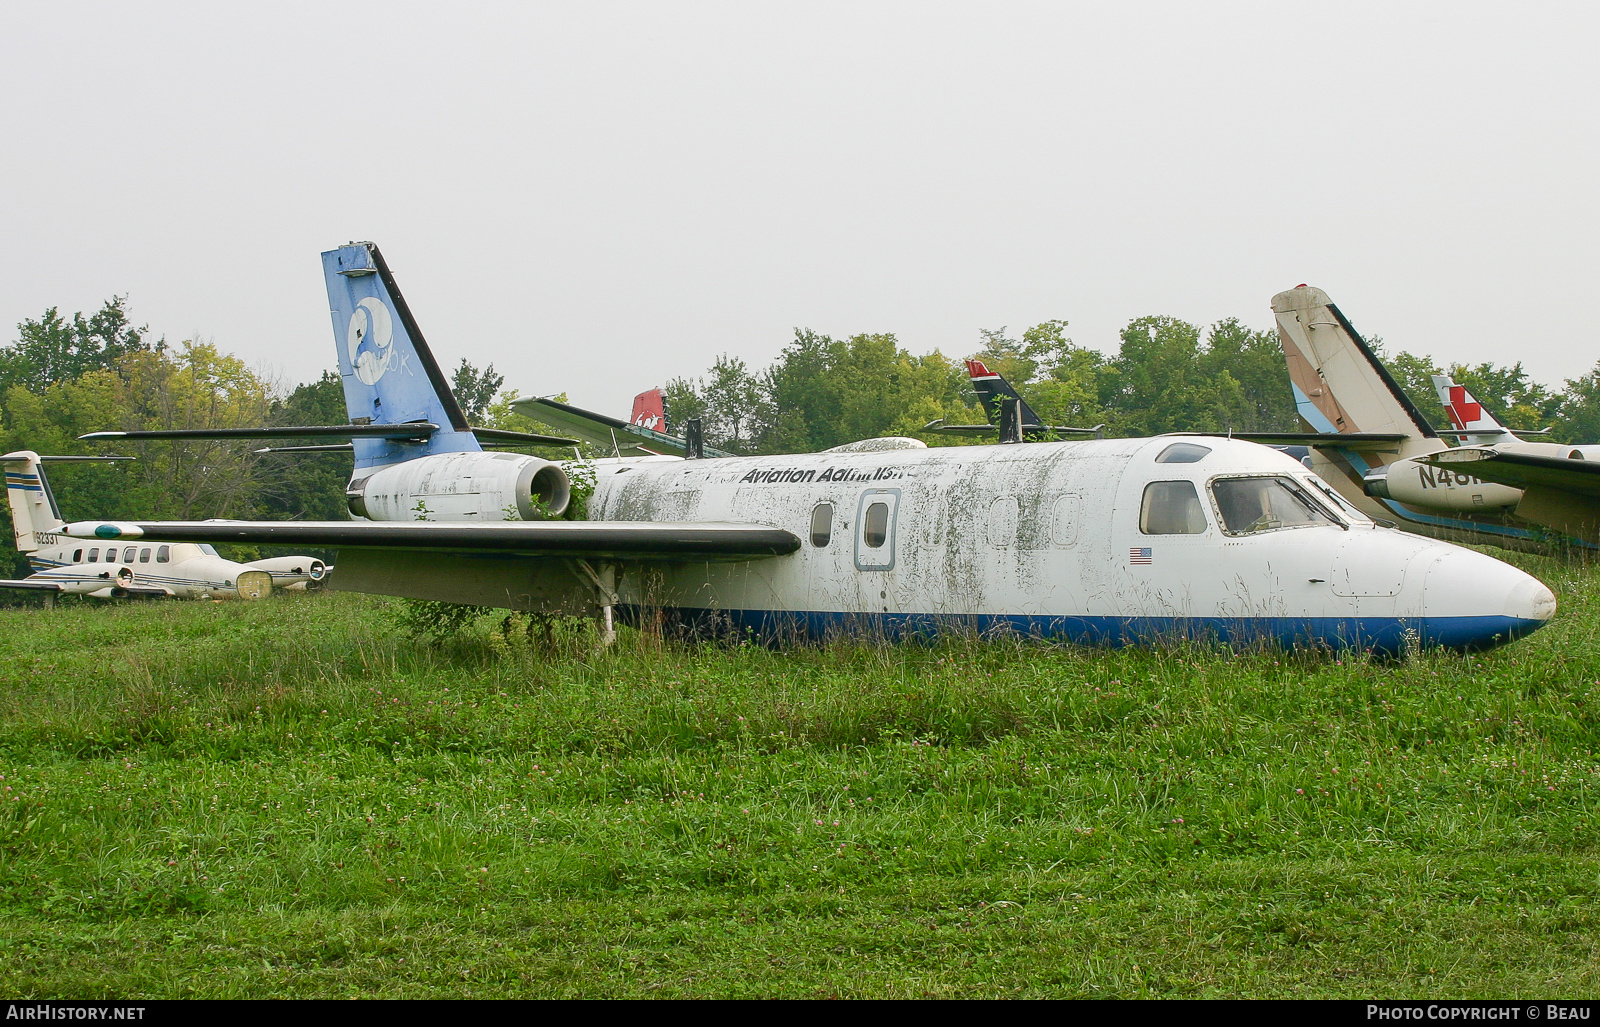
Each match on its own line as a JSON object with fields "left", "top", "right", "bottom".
{"left": 0, "top": 451, "right": 327, "bottom": 599}
{"left": 1250, "top": 285, "right": 1595, "bottom": 550}
{"left": 61, "top": 245, "right": 1558, "bottom": 651}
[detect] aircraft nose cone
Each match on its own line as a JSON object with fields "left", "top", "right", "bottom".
{"left": 1505, "top": 575, "right": 1557, "bottom": 623}
{"left": 1422, "top": 548, "right": 1556, "bottom": 650}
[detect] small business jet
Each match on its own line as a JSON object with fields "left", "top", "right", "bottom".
{"left": 58, "top": 244, "right": 1560, "bottom": 651}
{"left": 0, "top": 451, "right": 327, "bottom": 598}
{"left": 1249, "top": 285, "right": 1593, "bottom": 550}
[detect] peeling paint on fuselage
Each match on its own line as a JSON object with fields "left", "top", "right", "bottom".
{"left": 587, "top": 435, "right": 1556, "bottom": 651}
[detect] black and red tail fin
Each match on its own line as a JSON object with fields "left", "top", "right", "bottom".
{"left": 966, "top": 359, "right": 1043, "bottom": 431}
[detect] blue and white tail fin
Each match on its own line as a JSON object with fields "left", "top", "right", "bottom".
{"left": 322, "top": 242, "right": 482, "bottom": 471}
{"left": 1430, "top": 374, "right": 1520, "bottom": 445}
{"left": 0, "top": 451, "right": 65, "bottom": 552}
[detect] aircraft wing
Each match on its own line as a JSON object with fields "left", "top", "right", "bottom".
{"left": 1424, "top": 448, "right": 1600, "bottom": 498}
{"left": 922, "top": 421, "right": 1000, "bottom": 436}
{"left": 62, "top": 520, "right": 802, "bottom": 561}
{"left": 1197, "top": 432, "right": 1410, "bottom": 451}
{"left": 81, "top": 424, "right": 579, "bottom": 447}
{"left": 0, "top": 579, "right": 68, "bottom": 591}
{"left": 510, "top": 397, "right": 733, "bottom": 458}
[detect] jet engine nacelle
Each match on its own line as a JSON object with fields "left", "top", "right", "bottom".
{"left": 1364, "top": 455, "right": 1522, "bottom": 510}
{"left": 247, "top": 556, "right": 329, "bottom": 582}
{"left": 346, "top": 452, "right": 572, "bottom": 522}
{"left": 31, "top": 565, "right": 132, "bottom": 595}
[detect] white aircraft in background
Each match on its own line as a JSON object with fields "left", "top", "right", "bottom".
{"left": 0, "top": 451, "right": 327, "bottom": 599}
{"left": 1420, "top": 375, "right": 1600, "bottom": 545}
{"left": 64, "top": 244, "right": 1558, "bottom": 652}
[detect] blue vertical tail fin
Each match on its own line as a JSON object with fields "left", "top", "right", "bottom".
{"left": 322, "top": 242, "right": 481, "bottom": 471}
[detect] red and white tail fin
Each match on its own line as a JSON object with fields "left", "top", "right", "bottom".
{"left": 1430, "top": 374, "right": 1518, "bottom": 443}
{"left": 630, "top": 388, "right": 666, "bottom": 433}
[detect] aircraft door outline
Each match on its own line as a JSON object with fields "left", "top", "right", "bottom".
{"left": 854, "top": 489, "right": 901, "bottom": 571}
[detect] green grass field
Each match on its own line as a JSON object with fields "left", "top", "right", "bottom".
{"left": 3, "top": 553, "right": 1599, "bottom": 998}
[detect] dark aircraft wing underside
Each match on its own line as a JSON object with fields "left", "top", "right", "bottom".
{"left": 64, "top": 520, "right": 802, "bottom": 561}
{"left": 1424, "top": 449, "right": 1600, "bottom": 498}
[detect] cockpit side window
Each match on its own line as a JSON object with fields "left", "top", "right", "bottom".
{"left": 1140, "top": 481, "right": 1208, "bottom": 535}
{"left": 1211, "top": 476, "right": 1341, "bottom": 535}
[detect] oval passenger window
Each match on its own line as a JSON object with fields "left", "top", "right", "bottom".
{"left": 1155, "top": 443, "right": 1212, "bottom": 464}
{"left": 863, "top": 502, "right": 889, "bottom": 548}
{"left": 811, "top": 503, "right": 833, "bottom": 547}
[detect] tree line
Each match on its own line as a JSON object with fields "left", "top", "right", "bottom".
{"left": 6, "top": 295, "right": 1600, "bottom": 576}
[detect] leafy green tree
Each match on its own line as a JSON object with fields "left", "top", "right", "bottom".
{"left": 1556, "top": 363, "right": 1600, "bottom": 444}
{"left": 254, "top": 371, "right": 352, "bottom": 524}
{"left": 1100, "top": 316, "right": 1248, "bottom": 435}
{"left": 1199, "top": 318, "right": 1296, "bottom": 432}
{"left": 0, "top": 296, "right": 158, "bottom": 395}
{"left": 451, "top": 359, "right": 504, "bottom": 424}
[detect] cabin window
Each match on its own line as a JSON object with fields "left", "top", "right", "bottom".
{"left": 1155, "top": 442, "right": 1212, "bottom": 464}
{"left": 87, "top": 548, "right": 98, "bottom": 563}
{"left": 1140, "top": 481, "right": 1208, "bottom": 535}
{"left": 157, "top": 546, "right": 170, "bottom": 563}
{"left": 863, "top": 502, "right": 890, "bottom": 548}
{"left": 810, "top": 504, "right": 833, "bottom": 547}
{"left": 199, "top": 544, "right": 219, "bottom": 557}
{"left": 1211, "top": 476, "right": 1341, "bottom": 535}
{"left": 1052, "top": 495, "right": 1081, "bottom": 547}
{"left": 139, "top": 548, "right": 151, "bottom": 563}
{"left": 123, "top": 546, "right": 137, "bottom": 563}
{"left": 986, "top": 496, "right": 1018, "bottom": 548}
{"left": 72, "top": 549, "right": 82, "bottom": 562}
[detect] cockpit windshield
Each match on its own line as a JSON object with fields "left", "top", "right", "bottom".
{"left": 1210, "top": 475, "right": 1343, "bottom": 535}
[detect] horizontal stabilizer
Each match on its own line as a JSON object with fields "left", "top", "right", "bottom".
{"left": 35, "top": 455, "right": 135, "bottom": 463}
{"left": 255, "top": 444, "right": 356, "bottom": 454}
{"left": 63, "top": 519, "right": 801, "bottom": 561}
{"left": 470, "top": 426, "right": 579, "bottom": 447}
{"left": 922, "top": 419, "right": 1105, "bottom": 437}
{"left": 1197, "top": 431, "right": 1409, "bottom": 451}
{"left": 1424, "top": 448, "right": 1600, "bottom": 498}
{"left": 81, "top": 424, "right": 443, "bottom": 442}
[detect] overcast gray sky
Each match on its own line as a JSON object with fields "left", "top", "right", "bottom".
{"left": 2, "top": 2, "right": 1595, "bottom": 415}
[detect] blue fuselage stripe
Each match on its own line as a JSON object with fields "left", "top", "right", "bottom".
{"left": 618, "top": 606, "right": 1545, "bottom": 654}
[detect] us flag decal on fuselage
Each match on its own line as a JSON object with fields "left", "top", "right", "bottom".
{"left": 1129, "top": 547, "right": 1152, "bottom": 565}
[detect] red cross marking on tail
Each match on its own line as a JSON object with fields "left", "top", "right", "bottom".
{"left": 1447, "top": 385, "right": 1482, "bottom": 429}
